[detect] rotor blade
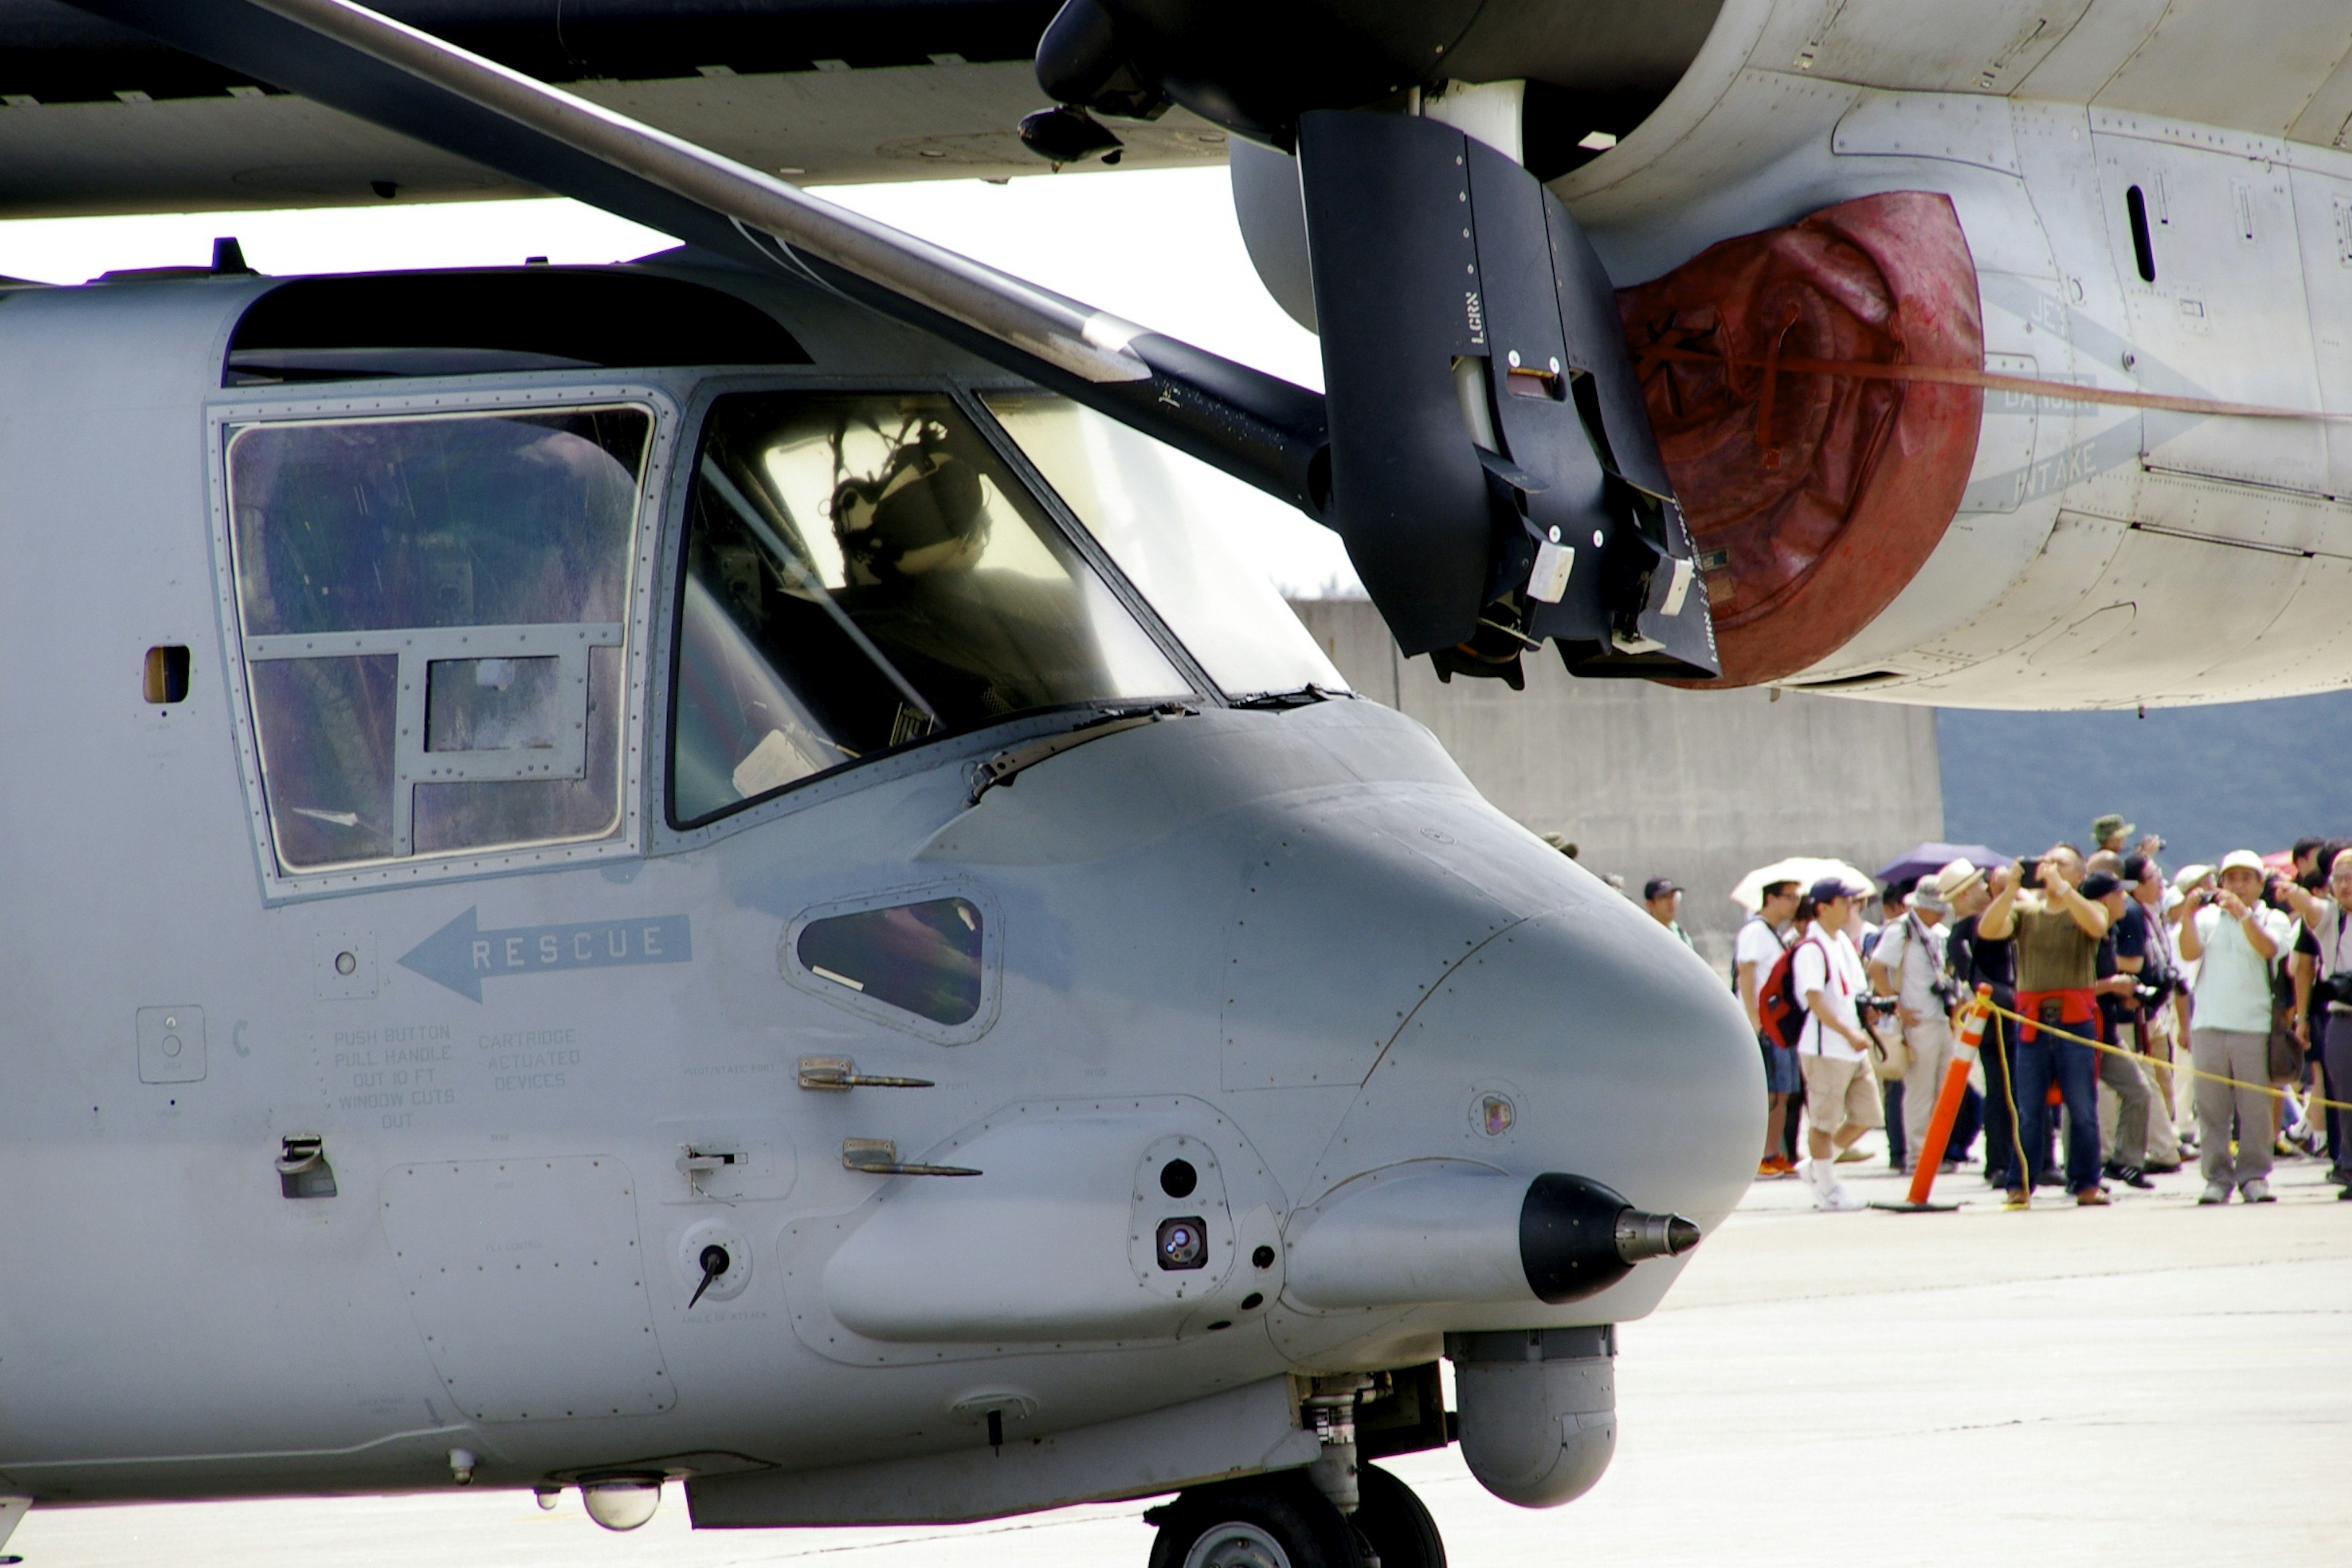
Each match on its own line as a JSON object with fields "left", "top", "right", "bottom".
{"left": 62, "top": 0, "right": 1328, "bottom": 515}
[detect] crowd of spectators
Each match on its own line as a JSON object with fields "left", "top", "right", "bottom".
{"left": 1653, "top": 816, "right": 2352, "bottom": 1212}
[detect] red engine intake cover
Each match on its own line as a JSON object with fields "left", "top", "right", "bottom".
{"left": 1617, "top": 191, "right": 1984, "bottom": 686}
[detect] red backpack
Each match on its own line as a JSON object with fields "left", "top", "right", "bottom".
{"left": 1756, "top": 936, "right": 1823, "bottom": 1050}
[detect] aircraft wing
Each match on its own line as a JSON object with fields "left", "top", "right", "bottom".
{"left": 0, "top": 0, "right": 1228, "bottom": 216}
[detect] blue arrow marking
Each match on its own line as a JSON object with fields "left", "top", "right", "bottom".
{"left": 398, "top": 907, "right": 693, "bottom": 1002}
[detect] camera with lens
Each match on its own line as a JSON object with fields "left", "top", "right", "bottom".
{"left": 2319, "top": 971, "right": 2352, "bottom": 1009}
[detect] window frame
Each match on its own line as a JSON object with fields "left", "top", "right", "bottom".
{"left": 207, "top": 380, "right": 680, "bottom": 902}
{"left": 651, "top": 374, "right": 1222, "bottom": 838}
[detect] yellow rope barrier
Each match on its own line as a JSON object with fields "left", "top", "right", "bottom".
{"left": 1979, "top": 1000, "right": 2352, "bottom": 1114}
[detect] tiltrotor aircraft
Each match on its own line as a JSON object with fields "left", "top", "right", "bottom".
{"left": 0, "top": 1, "right": 2344, "bottom": 1564}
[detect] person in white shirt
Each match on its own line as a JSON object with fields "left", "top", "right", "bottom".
{"left": 1870, "top": 876, "right": 1955, "bottom": 1174}
{"left": 1736, "top": 880, "right": 1801, "bottom": 1176}
{"left": 1793, "top": 875, "right": 1881, "bottom": 1211}
{"left": 2177, "top": 849, "right": 2296, "bottom": 1204}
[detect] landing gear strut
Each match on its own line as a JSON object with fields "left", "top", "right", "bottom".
{"left": 1144, "top": 1465, "right": 1444, "bottom": 1568}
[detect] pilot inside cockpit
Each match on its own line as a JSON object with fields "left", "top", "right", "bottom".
{"left": 829, "top": 415, "right": 990, "bottom": 589}
{"left": 669, "top": 391, "right": 1186, "bottom": 826}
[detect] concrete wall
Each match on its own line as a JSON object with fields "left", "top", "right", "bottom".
{"left": 1289, "top": 600, "right": 1945, "bottom": 970}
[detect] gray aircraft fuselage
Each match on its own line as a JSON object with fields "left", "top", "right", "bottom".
{"left": 0, "top": 254, "right": 1755, "bottom": 1519}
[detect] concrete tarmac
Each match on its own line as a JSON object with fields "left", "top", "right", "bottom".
{"left": 15, "top": 1151, "right": 2348, "bottom": 1566}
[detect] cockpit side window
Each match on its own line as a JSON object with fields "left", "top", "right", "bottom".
{"left": 225, "top": 406, "right": 650, "bottom": 873}
{"left": 669, "top": 391, "right": 1187, "bottom": 826}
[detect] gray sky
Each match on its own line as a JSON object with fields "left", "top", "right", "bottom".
{"left": 0, "top": 168, "right": 1362, "bottom": 597}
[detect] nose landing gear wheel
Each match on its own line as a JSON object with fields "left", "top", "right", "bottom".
{"left": 1145, "top": 1475, "right": 1365, "bottom": 1568}
{"left": 1352, "top": 1464, "right": 1446, "bottom": 1568}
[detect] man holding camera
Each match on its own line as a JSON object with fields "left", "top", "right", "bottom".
{"left": 1979, "top": 845, "right": 2111, "bottom": 1207}
{"left": 2118, "top": 852, "right": 2187, "bottom": 1171}
{"left": 2280, "top": 847, "right": 2352, "bottom": 1196}
{"left": 2177, "top": 850, "right": 2296, "bottom": 1204}
{"left": 2084, "top": 870, "right": 2157, "bottom": 1188}
{"left": 1870, "top": 878, "right": 1956, "bottom": 1174}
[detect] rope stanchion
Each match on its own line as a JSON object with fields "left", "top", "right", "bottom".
{"left": 1870, "top": 984, "right": 1994, "bottom": 1214}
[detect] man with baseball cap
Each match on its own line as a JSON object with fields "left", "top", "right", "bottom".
{"left": 2178, "top": 850, "right": 2296, "bottom": 1203}
{"left": 1643, "top": 876, "right": 1695, "bottom": 950}
{"left": 1793, "top": 875, "right": 1881, "bottom": 1210}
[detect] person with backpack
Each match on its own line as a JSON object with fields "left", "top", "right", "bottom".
{"left": 1782, "top": 875, "right": 1880, "bottom": 1210}
{"left": 1736, "top": 879, "right": 1801, "bottom": 1177}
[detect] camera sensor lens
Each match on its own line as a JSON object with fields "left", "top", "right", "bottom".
{"left": 1156, "top": 1216, "right": 1207, "bottom": 1270}
{"left": 1159, "top": 1159, "right": 1197, "bottom": 1198}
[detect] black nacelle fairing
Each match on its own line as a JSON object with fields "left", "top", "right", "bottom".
{"left": 1297, "top": 110, "right": 1714, "bottom": 684}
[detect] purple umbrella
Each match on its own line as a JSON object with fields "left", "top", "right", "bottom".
{"left": 1874, "top": 842, "right": 2014, "bottom": 889}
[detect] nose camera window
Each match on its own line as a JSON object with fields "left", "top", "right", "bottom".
{"left": 670, "top": 392, "right": 1187, "bottom": 826}
{"left": 1156, "top": 1216, "right": 1208, "bottom": 1271}
{"left": 795, "top": 896, "right": 985, "bottom": 1027}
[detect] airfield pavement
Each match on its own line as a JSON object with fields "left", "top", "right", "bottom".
{"left": 17, "top": 1144, "right": 2349, "bottom": 1566}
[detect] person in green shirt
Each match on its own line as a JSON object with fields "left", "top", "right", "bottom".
{"left": 1979, "top": 844, "right": 2112, "bottom": 1207}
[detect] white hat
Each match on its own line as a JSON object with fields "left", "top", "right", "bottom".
{"left": 2218, "top": 849, "right": 2267, "bottom": 876}
{"left": 1931, "top": 858, "right": 1983, "bottom": 902}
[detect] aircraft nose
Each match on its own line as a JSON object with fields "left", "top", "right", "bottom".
{"left": 1307, "top": 856, "right": 1762, "bottom": 1317}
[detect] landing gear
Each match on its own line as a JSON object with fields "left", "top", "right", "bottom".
{"left": 1145, "top": 1474, "right": 1364, "bottom": 1568}
{"left": 1143, "top": 1466, "right": 1446, "bottom": 1568}
{"left": 1353, "top": 1464, "right": 1446, "bottom": 1568}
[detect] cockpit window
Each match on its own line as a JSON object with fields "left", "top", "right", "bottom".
{"left": 981, "top": 394, "right": 1345, "bottom": 698}
{"left": 225, "top": 407, "right": 650, "bottom": 873}
{"left": 669, "top": 391, "right": 1187, "bottom": 826}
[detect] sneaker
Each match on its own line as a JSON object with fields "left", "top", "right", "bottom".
{"left": 1940, "top": 1159, "right": 1960, "bottom": 1174}
{"left": 1815, "top": 1183, "right": 1866, "bottom": 1212}
{"left": 1834, "top": 1148, "right": 1871, "bottom": 1164}
{"left": 2002, "top": 1189, "right": 2030, "bottom": 1210}
{"left": 2075, "top": 1188, "right": 2111, "bottom": 1206}
{"left": 2114, "top": 1166, "right": 2153, "bottom": 1189}
{"left": 2338, "top": 1186, "right": 2352, "bottom": 1201}
{"left": 2198, "top": 1183, "right": 2231, "bottom": 1205}
{"left": 2240, "top": 1179, "right": 2276, "bottom": 1204}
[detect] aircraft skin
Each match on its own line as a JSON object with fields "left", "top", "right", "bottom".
{"left": 0, "top": 256, "right": 1756, "bottom": 1513}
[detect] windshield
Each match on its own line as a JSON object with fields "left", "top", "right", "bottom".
{"left": 981, "top": 393, "right": 1344, "bottom": 698}
{"left": 671, "top": 391, "right": 1189, "bottom": 825}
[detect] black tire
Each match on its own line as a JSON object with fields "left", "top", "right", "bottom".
{"left": 1351, "top": 1464, "right": 1446, "bottom": 1568}
{"left": 1146, "top": 1474, "right": 1366, "bottom": 1568}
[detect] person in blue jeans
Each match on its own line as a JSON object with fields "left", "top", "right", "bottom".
{"left": 1980, "top": 846, "right": 2113, "bottom": 1207}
